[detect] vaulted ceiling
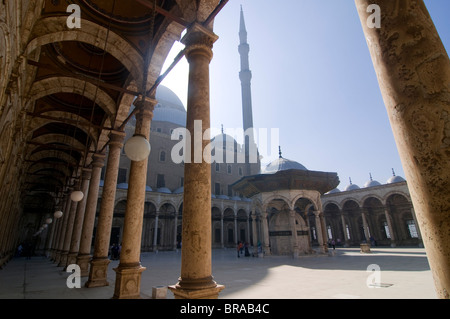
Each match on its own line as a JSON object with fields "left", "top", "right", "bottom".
{"left": 20, "top": 0, "right": 225, "bottom": 214}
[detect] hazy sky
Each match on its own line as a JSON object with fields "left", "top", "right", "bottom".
{"left": 161, "top": 0, "right": 450, "bottom": 190}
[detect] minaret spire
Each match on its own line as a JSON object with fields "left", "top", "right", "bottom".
{"left": 238, "top": 6, "right": 257, "bottom": 175}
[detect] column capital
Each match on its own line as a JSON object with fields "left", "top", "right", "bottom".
{"left": 91, "top": 153, "right": 106, "bottom": 168}
{"left": 81, "top": 167, "right": 92, "bottom": 180}
{"left": 108, "top": 130, "right": 126, "bottom": 148}
{"left": 182, "top": 23, "right": 218, "bottom": 60}
{"left": 133, "top": 96, "right": 157, "bottom": 114}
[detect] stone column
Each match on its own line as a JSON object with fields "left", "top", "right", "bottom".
{"left": 361, "top": 211, "right": 370, "bottom": 243}
{"left": 86, "top": 131, "right": 125, "bottom": 288}
{"left": 113, "top": 99, "right": 155, "bottom": 299}
{"left": 410, "top": 207, "right": 424, "bottom": 247}
{"left": 289, "top": 210, "right": 299, "bottom": 258}
{"left": 153, "top": 212, "right": 159, "bottom": 252}
{"left": 67, "top": 168, "right": 91, "bottom": 266}
{"left": 54, "top": 196, "right": 71, "bottom": 264}
{"left": 220, "top": 213, "right": 224, "bottom": 248}
{"left": 168, "top": 23, "right": 224, "bottom": 299}
{"left": 58, "top": 195, "right": 78, "bottom": 267}
{"left": 246, "top": 212, "right": 251, "bottom": 244}
{"left": 313, "top": 211, "right": 327, "bottom": 253}
{"left": 261, "top": 211, "right": 271, "bottom": 255}
{"left": 173, "top": 212, "right": 178, "bottom": 250}
{"left": 77, "top": 153, "right": 105, "bottom": 276}
{"left": 384, "top": 208, "right": 396, "bottom": 247}
{"left": 234, "top": 215, "right": 238, "bottom": 244}
{"left": 340, "top": 213, "right": 350, "bottom": 247}
{"left": 355, "top": 0, "right": 450, "bottom": 298}
{"left": 251, "top": 212, "right": 258, "bottom": 256}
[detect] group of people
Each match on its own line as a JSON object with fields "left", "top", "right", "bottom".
{"left": 236, "top": 241, "right": 251, "bottom": 258}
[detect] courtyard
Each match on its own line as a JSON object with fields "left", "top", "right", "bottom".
{"left": 0, "top": 247, "right": 435, "bottom": 300}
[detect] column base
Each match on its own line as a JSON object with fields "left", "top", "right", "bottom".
{"left": 112, "top": 263, "right": 146, "bottom": 299}
{"left": 85, "top": 258, "right": 110, "bottom": 288}
{"left": 67, "top": 252, "right": 78, "bottom": 267}
{"left": 168, "top": 283, "right": 225, "bottom": 299}
{"left": 76, "top": 254, "right": 91, "bottom": 277}
{"left": 57, "top": 251, "right": 68, "bottom": 267}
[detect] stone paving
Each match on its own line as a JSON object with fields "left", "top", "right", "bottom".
{"left": 0, "top": 247, "right": 436, "bottom": 299}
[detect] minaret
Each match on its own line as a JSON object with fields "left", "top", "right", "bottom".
{"left": 239, "top": 6, "right": 257, "bottom": 175}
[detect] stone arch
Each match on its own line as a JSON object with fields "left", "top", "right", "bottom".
{"left": 28, "top": 77, "right": 116, "bottom": 124}
{"left": 25, "top": 17, "right": 144, "bottom": 84}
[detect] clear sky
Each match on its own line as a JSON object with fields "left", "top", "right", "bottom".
{"left": 160, "top": 0, "right": 450, "bottom": 190}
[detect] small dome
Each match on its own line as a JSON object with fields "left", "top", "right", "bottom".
{"left": 231, "top": 196, "right": 242, "bottom": 201}
{"left": 117, "top": 183, "right": 128, "bottom": 189}
{"left": 345, "top": 183, "right": 360, "bottom": 191}
{"left": 262, "top": 157, "right": 307, "bottom": 174}
{"left": 364, "top": 173, "right": 381, "bottom": 188}
{"left": 145, "top": 186, "right": 153, "bottom": 192}
{"left": 157, "top": 187, "right": 172, "bottom": 194}
{"left": 364, "top": 180, "right": 381, "bottom": 188}
{"left": 387, "top": 175, "right": 405, "bottom": 184}
{"left": 326, "top": 188, "right": 341, "bottom": 194}
{"left": 217, "top": 195, "right": 229, "bottom": 199}
{"left": 174, "top": 186, "right": 184, "bottom": 194}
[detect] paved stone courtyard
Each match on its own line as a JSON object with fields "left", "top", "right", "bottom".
{"left": 0, "top": 247, "right": 436, "bottom": 299}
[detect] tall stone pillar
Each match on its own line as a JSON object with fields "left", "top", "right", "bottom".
{"left": 361, "top": 211, "right": 371, "bottom": 243}
{"left": 86, "top": 131, "right": 125, "bottom": 288}
{"left": 355, "top": 0, "right": 450, "bottom": 298}
{"left": 113, "top": 99, "right": 155, "bottom": 299}
{"left": 313, "top": 211, "right": 327, "bottom": 253}
{"left": 153, "top": 212, "right": 159, "bottom": 252}
{"left": 77, "top": 153, "right": 105, "bottom": 276}
{"left": 67, "top": 168, "right": 91, "bottom": 266}
{"left": 384, "top": 208, "right": 396, "bottom": 247}
{"left": 220, "top": 213, "right": 224, "bottom": 248}
{"left": 289, "top": 210, "right": 299, "bottom": 258}
{"left": 54, "top": 195, "right": 71, "bottom": 264}
{"left": 173, "top": 212, "right": 178, "bottom": 250}
{"left": 58, "top": 195, "right": 78, "bottom": 267}
{"left": 251, "top": 212, "right": 258, "bottom": 256}
{"left": 168, "top": 23, "right": 224, "bottom": 299}
{"left": 261, "top": 211, "right": 271, "bottom": 255}
{"left": 340, "top": 213, "right": 350, "bottom": 247}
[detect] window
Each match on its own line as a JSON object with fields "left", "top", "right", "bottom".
{"left": 117, "top": 168, "right": 127, "bottom": 184}
{"left": 159, "top": 150, "right": 166, "bottom": 162}
{"left": 180, "top": 177, "right": 184, "bottom": 187}
{"left": 157, "top": 174, "right": 165, "bottom": 188}
{"left": 383, "top": 221, "right": 391, "bottom": 239}
{"left": 227, "top": 165, "right": 232, "bottom": 174}
{"left": 227, "top": 185, "right": 232, "bottom": 197}
{"left": 215, "top": 183, "right": 221, "bottom": 196}
{"left": 215, "top": 163, "right": 220, "bottom": 172}
{"left": 156, "top": 127, "right": 162, "bottom": 133}
{"left": 406, "top": 220, "right": 418, "bottom": 238}
{"left": 238, "top": 167, "right": 243, "bottom": 176}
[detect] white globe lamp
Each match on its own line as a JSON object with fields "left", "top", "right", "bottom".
{"left": 124, "top": 134, "right": 151, "bottom": 162}
{"left": 71, "top": 190, "right": 84, "bottom": 202}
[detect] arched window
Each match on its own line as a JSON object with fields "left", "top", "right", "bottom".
{"left": 215, "top": 163, "right": 220, "bottom": 172}
{"left": 227, "top": 165, "right": 232, "bottom": 174}
{"left": 238, "top": 167, "right": 243, "bottom": 176}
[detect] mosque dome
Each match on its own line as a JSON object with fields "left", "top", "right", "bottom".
{"left": 387, "top": 175, "right": 405, "bottom": 184}
{"left": 152, "top": 85, "right": 187, "bottom": 126}
{"left": 262, "top": 157, "right": 307, "bottom": 174}
{"left": 326, "top": 188, "right": 341, "bottom": 194}
{"left": 364, "top": 174, "right": 381, "bottom": 188}
{"left": 345, "top": 184, "right": 360, "bottom": 191}
{"left": 211, "top": 132, "right": 239, "bottom": 152}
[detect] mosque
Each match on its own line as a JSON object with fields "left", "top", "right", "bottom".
{"left": 87, "top": 8, "right": 422, "bottom": 257}
{"left": 3, "top": 0, "right": 445, "bottom": 300}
